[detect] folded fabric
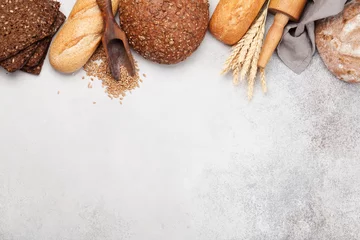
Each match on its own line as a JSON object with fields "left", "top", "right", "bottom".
{"left": 277, "top": 0, "right": 347, "bottom": 74}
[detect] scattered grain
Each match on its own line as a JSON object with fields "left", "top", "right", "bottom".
{"left": 83, "top": 46, "right": 142, "bottom": 102}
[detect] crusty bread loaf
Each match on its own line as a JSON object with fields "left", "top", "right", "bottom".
{"left": 315, "top": 0, "right": 360, "bottom": 83}
{"left": 209, "top": 0, "right": 266, "bottom": 45}
{"left": 119, "top": 0, "right": 209, "bottom": 65}
{"left": 49, "top": 0, "right": 119, "bottom": 73}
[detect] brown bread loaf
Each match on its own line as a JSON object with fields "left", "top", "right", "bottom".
{"left": 315, "top": 0, "right": 360, "bottom": 83}
{"left": 119, "top": 0, "right": 209, "bottom": 64}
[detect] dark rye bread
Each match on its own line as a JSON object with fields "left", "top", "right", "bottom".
{"left": 24, "top": 11, "right": 66, "bottom": 68}
{"left": 0, "top": 2, "right": 65, "bottom": 73}
{"left": 0, "top": 0, "right": 60, "bottom": 61}
{"left": 21, "top": 11, "right": 66, "bottom": 75}
{"left": 24, "top": 38, "right": 52, "bottom": 68}
{"left": 119, "top": 0, "right": 209, "bottom": 64}
{"left": 0, "top": 42, "right": 39, "bottom": 72}
{"left": 21, "top": 57, "right": 46, "bottom": 75}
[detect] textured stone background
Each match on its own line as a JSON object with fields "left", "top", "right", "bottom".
{"left": 0, "top": 1, "right": 360, "bottom": 239}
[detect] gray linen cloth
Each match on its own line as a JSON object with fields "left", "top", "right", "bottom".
{"left": 277, "top": 0, "right": 348, "bottom": 73}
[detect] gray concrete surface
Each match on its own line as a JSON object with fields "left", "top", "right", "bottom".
{"left": 1, "top": 1, "right": 360, "bottom": 239}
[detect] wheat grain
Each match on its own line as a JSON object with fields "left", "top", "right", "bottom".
{"left": 248, "top": 42, "right": 261, "bottom": 100}
{"left": 260, "top": 67, "right": 267, "bottom": 93}
{"left": 233, "top": 66, "right": 240, "bottom": 85}
{"left": 248, "top": 72, "right": 256, "bottom": 100}
{"left": 222, "top": 39, "right": 244, "bottom": 74}
{"left": 241, "top": 6, "right": 268, "bottom": 80}
{"left": 247, "top": 13, "right": 267, "bottom": 99}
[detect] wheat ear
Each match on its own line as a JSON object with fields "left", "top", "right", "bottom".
{"left": 223, "top": 5, "right": 267, "bottom": 79}
{"left": 222, "top": 0, "right": 270, "bottom": 98}
{"left": 247, "top": 12, "right": 267, "bottom": 100}
{"left": 260, "top": 68, "right": 267, "bottom": 93}
{"left": 240, "top": 6, "right": 268, "bottom": 80}
{"left": 222, "top": 38, "right": 245, "bottom": 74}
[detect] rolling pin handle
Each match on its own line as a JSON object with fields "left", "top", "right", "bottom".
{"left": 257, "top": 13, "right": 289, "bottom": 69}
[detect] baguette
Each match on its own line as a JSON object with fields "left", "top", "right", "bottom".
{"left": 49, "top": 0, "right": 119, "bottom": 73}
{"left": 209, "top": 0, "right": 266, "bottom": 45}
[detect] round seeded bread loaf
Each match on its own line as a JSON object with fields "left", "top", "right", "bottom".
{"left": 119, "top": 0, "right": 209, "bottom": 64}
{"left": 315, "top": 0, "right": 360, "bottom": 83}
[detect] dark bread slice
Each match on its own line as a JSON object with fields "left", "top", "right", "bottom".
{"left": 0, "top": 0, "right": 60, "bottom": 61}
{"left": 24, "top": 11, "right": 66, "bottom": 68}
{"left": 21, "top": 11, "right": 66, "bottom": 75}
{"left": 21, "top": 57, "right": 46, "bottom": 75}
{"left": 24, "top": 38, "right": 52, "bottom": 68}
{"left": 0, "top": 43, "right": 39, "bottom": 72}
{"left": 0, "top": 8, "right": 65, "bottom": 73}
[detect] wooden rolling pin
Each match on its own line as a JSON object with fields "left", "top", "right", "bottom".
{"left": 257, "top": 0, "right": 307, "bottom": 69}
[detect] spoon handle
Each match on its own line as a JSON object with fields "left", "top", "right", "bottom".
{"left": 96, "top": 0, "right": 114, "bottom": 22}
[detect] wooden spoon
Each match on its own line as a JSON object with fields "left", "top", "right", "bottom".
{"left": 96, "top": 0, "right": 136, "bottom": 80}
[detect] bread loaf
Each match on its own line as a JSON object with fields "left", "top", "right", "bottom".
{"left": 209, "top": 0, "right": 266, "bottom": 45}
{"left": 119, "top": 0, "right": 209, "bottom": 64}
{"left": 315, "top": 0, "right": 360, "bottom": 83}
{"left": 49, "top": 0, "right": 119, "bottom": 73}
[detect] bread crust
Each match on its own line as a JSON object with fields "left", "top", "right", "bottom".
{"left": 315, "top": 0, "right": 360, "bottom": 83}
{"left": 119, "top": 0, "right": 209, "bottom": 64}
{"left": 209, "top": 0, "right": 266, "bottom": 45}
{"left": 49, "top": 0, "right": 119, "bottom": 73}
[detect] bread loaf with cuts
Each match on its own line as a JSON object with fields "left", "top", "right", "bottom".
{"left": 315, "top": 0, "right": 360, "bottom": 83}
{"left": 49, "top": 0, "right": 119, "bottom": 73}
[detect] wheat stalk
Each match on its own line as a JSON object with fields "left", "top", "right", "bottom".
{"left": 222, "top": 38, "right": 245, "bottom": 74}
{"left": 248, "top": 11, "right": 267, "bottom": 100}
{"left": 260, "top": 67, "right": 267, "bottom": 93}
{"left": 223, "top": 5, "right": 267, "bottom": 79}
{"left": 248, "top": 41, "right": 261, "bottom": 100}
{"left": 222, "top": 0, "right": 270, "bottom": 99}
{"left": 241, "top": 5, "right": 267, "bottom": 80}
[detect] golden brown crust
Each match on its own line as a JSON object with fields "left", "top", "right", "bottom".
{"left": 119, "top": 0, "right": 209, "bottom": 64}
{"left": 49, "top": 0, "right": 119, "bottom": 73}
{"left": 315, "top": 0, "right": 360, "bottom": 83}
{"left": 209, "top": 0, "right": 266, "bottom": 45}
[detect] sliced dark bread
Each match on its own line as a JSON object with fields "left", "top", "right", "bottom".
{"left": 24, "top": 11, "right": 66, "bottom": 68}
{"left": 0, "top": 43, "right": 39, "bottom": 72}
{"left": 21, "top": 11, "right": 66, "bottom": 75}
{"left": 21, "top": 59, "right": 46, "bottom": 75}
{"left": 0, "top": 0, "right": 60, "bottom": 61}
